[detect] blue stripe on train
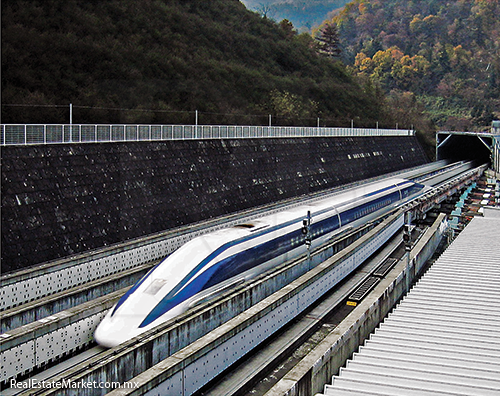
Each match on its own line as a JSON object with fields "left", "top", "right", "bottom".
{"left": 138, "top": 182, "right": 422, "bottom": 328}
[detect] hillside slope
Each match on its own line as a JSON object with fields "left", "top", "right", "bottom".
{"left": 1, "top": 0, "right": 383, "bottom": 126}
{"left": 331, "top": 0, "right": 499, "bottom": 130}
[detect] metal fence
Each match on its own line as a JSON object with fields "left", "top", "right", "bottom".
{"left": 1, "top": 124, "right": 414, "bottom": 145}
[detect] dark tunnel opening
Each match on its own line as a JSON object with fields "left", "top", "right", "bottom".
{"left": 437, "top": 134, "right": 491, "bottom": 166}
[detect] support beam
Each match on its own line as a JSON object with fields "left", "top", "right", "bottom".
{"left": 437, "top": 133, "right": 452, "bottom": 149}
{"left": 477, "top": 136, "right": 492, "bottom": 150}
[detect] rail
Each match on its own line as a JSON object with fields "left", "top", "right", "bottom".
{"left": 1, "top": 124, "right": 414, "bottom": 145}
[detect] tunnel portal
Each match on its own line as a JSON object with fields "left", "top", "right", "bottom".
{"left": 437, "top": 130, "right": 500, "bottom": 172}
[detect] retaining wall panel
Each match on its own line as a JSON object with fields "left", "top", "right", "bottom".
{"left": 2, "top": 137, "right": 427, "bottom": 272}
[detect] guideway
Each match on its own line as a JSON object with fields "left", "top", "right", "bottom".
{"left": 101, "top": 165, "right": 482, "bottom": 396}
{"left": 0, "top": 161, "right": 483, "bottom": 395}
{"left": 15, "top": 208, "right": 406, "bottom": 396}
{"left": 110, "top": 212, "right": 448, "bottom": 396}
{"left": 0, "top": 161, "right": 451, "bottom": 388}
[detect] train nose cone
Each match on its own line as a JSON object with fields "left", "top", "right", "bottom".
{"left": 94, "top": 316, "right": 132, "bottom": 348}
{"left": 94, "top": 321, "right": 119, "bottom": 348}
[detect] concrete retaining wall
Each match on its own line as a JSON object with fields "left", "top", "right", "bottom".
{"left": 1, "top": 137, "right": 428, "bottom": 271}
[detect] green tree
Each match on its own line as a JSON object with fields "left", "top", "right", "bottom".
{"left": 316, "top": 22, "right": 341, "bottom": 58}
{"left": 279, "top": 19, "right": 296, "bottom": 39}
{"left": 269, "top": 90, "right": 318, "bottom": 123}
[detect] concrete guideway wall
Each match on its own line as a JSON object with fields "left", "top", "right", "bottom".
{"left": 0, "top": 221, "right": 368, "bottom": 387}
{"left": 1, "top": 136, "right": 428, "bottom": 272}
{"left": 29, "top": 212, "right": 403, "bottom": 396}
{"left": 0, "top": 264, "right": 149, "bottom": 333}
{"left": 263, "top": 213, "right": 449, "bottom": 396}
{"left": 0, "top": 289, "right": 121, "bottom": 384}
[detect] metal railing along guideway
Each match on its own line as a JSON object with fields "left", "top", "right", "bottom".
{"left": 1, "top": 124, "right": 414, "bottom": 146}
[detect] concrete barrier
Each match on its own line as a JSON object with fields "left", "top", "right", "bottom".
{"left": 263, "top": 213, "right": 448, "bottom": 396}
{"left": 0, "top": 290, "right": 123, "bottom": 384}
{"left": 25, "top": 212, "right": 404, "bottom": 396}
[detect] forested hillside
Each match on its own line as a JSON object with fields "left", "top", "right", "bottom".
{"left": 330, "top": 0, "right": 499, "bottom": 131}
{"left": 1, "top": 0, "right": 384, "bottom": 127}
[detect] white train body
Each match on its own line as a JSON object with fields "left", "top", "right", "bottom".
{"left": 95, "top": 178, "right": 424, "bottom": 347}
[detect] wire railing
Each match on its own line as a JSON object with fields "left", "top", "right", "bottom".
{"left": 1, "top": 124, "right": 414, "bottom": 145}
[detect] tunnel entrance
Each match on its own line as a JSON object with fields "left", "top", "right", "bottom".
{"left": 437, "top": 133, "right": 492, "bottom": 165}
{"left": 436, "top": 127, "right": 500, "bottom": 174}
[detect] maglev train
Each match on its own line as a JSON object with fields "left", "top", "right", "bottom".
{"left": 95, "top": 178, "right": 425, "bottom": 347}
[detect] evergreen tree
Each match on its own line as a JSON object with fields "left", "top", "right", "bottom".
{"left": 316, "top": 23, "right": 341, "bottom": 58}
{"left": 279, "top": 19, "right": 296, "bottom": 39}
